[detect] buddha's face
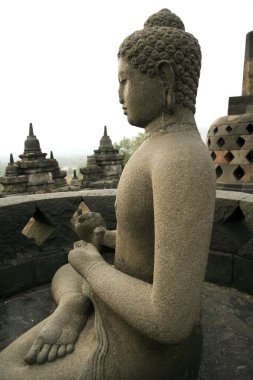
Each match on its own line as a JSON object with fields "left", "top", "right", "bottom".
{"left": 118, "top": 57, "right": 164, "bottom": 128}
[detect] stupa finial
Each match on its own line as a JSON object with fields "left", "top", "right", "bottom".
{"left": 29, "top": 123, "right": 34, "bottom": 137}
{"left": 9, "top": 153, "right": 14, "bottom": 164}
{"left": 104, "top": 126, "right": 107, "bottom": 136}
{"left": 242, "top": 31, "right": 253, "bottom": 96}
{"left": 50, "top": 151, "right": 54, "bottom": 159}
{"left": 73, "top": 169, "right": 77, "bottom": 179}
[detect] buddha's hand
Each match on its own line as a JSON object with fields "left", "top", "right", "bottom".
{"left": 71, "top": 210, "right": 106, "bottom": 246}
{"left": 94, "top": 226, "right": 107, "bottom": 245}
{"left": 68, "top": 241, "right": 105, "bottom": 279}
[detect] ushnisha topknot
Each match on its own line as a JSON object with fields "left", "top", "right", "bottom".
{"left": 118, "top": 8, "right": 201, "bottom": 113}
{"left": 144, "top": 8, "right": 185, "bottom": 30}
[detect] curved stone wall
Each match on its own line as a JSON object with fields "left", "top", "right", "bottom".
{"left": 0, "top": 189, "right": 252, "bottom": 297}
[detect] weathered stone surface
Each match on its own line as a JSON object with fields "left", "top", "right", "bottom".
{"left": 0, "top": 201, "right": 38, "bottom": 261}
{"left": 233, "top": 255, "right": 253, "bottom": 294}
{"left": 0, "top": 190, "right": 117, "bottom": 263}
{"left": 205, "top": 251, "right": 233, "bottom": 287}
{"left": 240, "top": 194, "right": 253, "bottom": 224}
{"left": 214, "top": 191, "right": 240, "bottom": 222}
{"left": 238, "top": 237, "right": 253, "bottom": 258}
{"left": 34, "top": 251, "right": 68, "bottom": 285}
{"left": 211, "top": 191, "right": 253, "bottom": 256}
{"left": 0, "top": 285, "right": 54, "bottom": 351}
{"left": 199, "top": 283, "right": 253, "bottom": 380}
{"left": 0, "top": 260, "right": 35, "bottom": 297}
{"left": 1, "top": 283, "right": 253, "bottom": 379}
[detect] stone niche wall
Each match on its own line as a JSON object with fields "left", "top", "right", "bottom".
{"left": 0, "top": 190, "right": 116, "bottom": 297}
{"left": 207, "top": 190, "right": 253, "bottom": 295}
{"left": 0, "top": 189, "right": 252, "bottom": 298}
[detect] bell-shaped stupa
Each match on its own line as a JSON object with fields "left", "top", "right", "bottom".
{"left": 207, "top": 31, "right": 253, "bottom": 193}
{"left": 80, "top": 126, "right": 124, "bottom": 189}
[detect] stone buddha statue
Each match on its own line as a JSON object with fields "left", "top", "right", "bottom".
{"left": 0, "top": 9, "right": 216, "bottom": 380}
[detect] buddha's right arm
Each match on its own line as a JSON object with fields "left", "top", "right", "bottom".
{"left": 97, "top": 229, "right": 116, "bottom": 249}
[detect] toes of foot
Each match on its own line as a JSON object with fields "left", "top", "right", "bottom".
{"left": 47, "top": 344, "right": 58, "bottom": 362}
{"left": 24, "top": 339, "right": 43, "bottom": 365}
{"left": 36, "top": 344, "right": 51, "bottom": 364}
{"left": 57, "top": 344, "right": 66, "bottom": 358}
{"left": 66, "top": 343, "right": 74, "bottom": 354}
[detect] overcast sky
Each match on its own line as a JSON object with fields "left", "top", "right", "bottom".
{"left": 0, "top": 0, "right": 252, "bottom": 160}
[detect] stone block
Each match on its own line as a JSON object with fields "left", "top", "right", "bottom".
{"left": 22, "top": 216, "right": 55, "bottom": 246}
{"left": 211, "top": 193, "right": 253, "bottom": 254}
{"left": 205, "top": 251, "right": 233, "bottom": 287}
{"left": 213, "top": 194, "right": 239, "bottom": 223}
{"left": 238, "top": 237, "right": 253, "bottom": 259}
{"left": 210, "top": 220, "right": 251, "bottom": 254}
{"left": 228, "top": 95, "right": 253, "bottom": 115}
{"left": 0, "top": 201, "right": 38, "bottom": 261}
{"left": 233, "top": 256, "right": 253, "bottom": 295}
{"left": 35, "top": 196, "right": 83, "bottom": 251}
{"left": 240, "top": 196, "right": 253, "bottom": 225}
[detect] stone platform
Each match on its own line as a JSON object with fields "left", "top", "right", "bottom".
{"left": 0, "top": 282, "right": 252, "bottom": 379}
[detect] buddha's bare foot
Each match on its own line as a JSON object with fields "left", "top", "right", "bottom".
{"left": 25, "top": 293, "right": 90, "bottom": 365}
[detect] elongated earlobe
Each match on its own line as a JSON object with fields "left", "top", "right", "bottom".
{"left": 156, "top": 60, "right": 175, "bottom": 114}
{"left": 166, "top": 84, "right": 175, "bottom": 114}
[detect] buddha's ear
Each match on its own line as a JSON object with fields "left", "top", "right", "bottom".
{"left": 156, "top": 60, "right": 175, "bottom": 114}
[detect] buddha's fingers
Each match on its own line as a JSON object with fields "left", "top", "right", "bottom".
{"left": 36, "top": 343, "right": 51, "bottom": 364}
{"left": 24, "top": 338, "right": 43, "bottom": 365}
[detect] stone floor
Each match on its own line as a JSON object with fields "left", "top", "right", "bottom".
{"left": 0, "top": 282, "right": 252, "bottom": 380}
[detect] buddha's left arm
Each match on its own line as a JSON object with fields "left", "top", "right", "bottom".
{"left": 69, "top": 152, "right": 215, "bottom": 344}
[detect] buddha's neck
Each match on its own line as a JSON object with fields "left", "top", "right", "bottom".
{"left": 144, "top": 106, "right": 196, "bottom": 135}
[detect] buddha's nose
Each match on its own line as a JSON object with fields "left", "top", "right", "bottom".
{"left": 118, "top": 88, "right": 124, "bottom": 104}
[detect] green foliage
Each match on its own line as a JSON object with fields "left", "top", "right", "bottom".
{"left": 114, "top": 133, "right": 145, "bottom": 165}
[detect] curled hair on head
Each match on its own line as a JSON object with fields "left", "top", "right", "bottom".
{"left": 118, "top": 9, "right": 201, "bottom": 114}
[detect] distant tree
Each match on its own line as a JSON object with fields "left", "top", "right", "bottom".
{"left": 114, "top": 133, "right": 145, "bottom": 165}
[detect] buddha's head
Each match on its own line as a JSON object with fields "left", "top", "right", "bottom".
{"left": 118, "top": 9, "right": 201, "bottom": 127}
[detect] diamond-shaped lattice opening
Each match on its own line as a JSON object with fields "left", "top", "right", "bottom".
{"left": 217, "top": 137, "right": 225, "bottom": 148}
{"left": 233, "top": 166, "right": 245, "bottom": 180}
{"left": 236, "top": 137, "right": 245, "bottom": 148}
{"left": 213, "top": 127, "right": 218, "bottom": 135}
{"left": 226, "top": 125, "right": 232, "bottom": 133}
{"left": 207, "top": 138, "right": 211, "bottom": 147}
{"left": 224, "top": 151, "right": 234, "bottom": 162}
{"left": 211, "top": 151, "right": 216, "bottom": 160}
{"left": 216, "top": 165, "right": 223, "bottom": 178}
{"left": 246, "top": 123, "right": 253, "bottom": 134}
{"left": 246, "top": 150, "right": 253, "bottom": 163}
{"left": 22, "top": 207, "right": 55, "bottom": 246}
